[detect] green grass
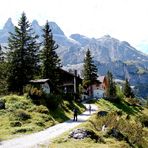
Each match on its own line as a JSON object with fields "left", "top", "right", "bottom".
{"left": 0, "top": 94, "right": 85, "bottom": 140}
{"left": 50, "top": 137, "right": 129, "bottom": 148}
{"left": 50, "top": 98, "right": 148, "bottom": 148}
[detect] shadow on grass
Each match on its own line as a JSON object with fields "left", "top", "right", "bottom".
{"left": 85, "top": 99, "right": 97, "bottom": 104}
{"left": 49, "top": 101, "right": 86, "bottom": 123}
{"left": 49, "top": 109, "right": 70, "bottom": 123}
{"left": 112, "top": 101, "right": 141, "bottom": 115}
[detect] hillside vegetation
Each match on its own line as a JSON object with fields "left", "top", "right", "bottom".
{"left": 0, "top": 94, "right": 85, "bottom": 140}
{"left": 51, "top": 98, "right": 148, "bottom": 148}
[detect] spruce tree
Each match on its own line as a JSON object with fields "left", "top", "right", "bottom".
{"left": 0, "top": 44, "right": 8, "bottom": 94}
{"left": 124, "top": 78, "right": 134, "bottom": 98}
{"left": 0, "top": 44, "right": 4, "bottom": 62}
{"left": 7, "top": 12, "right": 40, "bottom": 94}
{"left": 106, "top": 71, "right": 116, "bottom": 98}
{"left": 41, "top": 21, "right": 61, "bottom": 90}
{"left": 83, "top": 49, "right": 98, "bottom": 87}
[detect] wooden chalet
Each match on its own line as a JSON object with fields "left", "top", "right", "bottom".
{"left": 29, "top": 69, "right": 82, "bottom": 95}
{"left": 58, "top": 69, "right": 82, "bottom": 94}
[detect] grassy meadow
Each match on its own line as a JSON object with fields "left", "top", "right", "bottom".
{"left": 50, "top": 98, "right": 148, "bottom": 148}
{"left": 0, "top": 94, "right": 85, "bottom": 140}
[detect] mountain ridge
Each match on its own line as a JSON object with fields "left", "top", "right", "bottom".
{"left": 0, "top": 18, "right": 148, "bottom": 97}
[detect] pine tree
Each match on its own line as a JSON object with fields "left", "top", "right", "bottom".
{"left": 7, "top": 12, "right": 40, "bottom": 94}
{"left": 106, "top": 71, "right": 116, "bottom": 98}
{"left": 124, "top": 78, "right": 134, "bottom": 98}
{"left": 0, "top": 44, "right": 8, "bottom": 94}
{"left": 41, "top": 21, "right": 61, "bottom": 90}
{"left": 0, "top": 44, "right": 4, "bottom": 62}
{"left": 83, "top": 49, "right": 98, "bottom": 88}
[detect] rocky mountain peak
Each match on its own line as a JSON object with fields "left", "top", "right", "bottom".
{"left": 3, "top": 18, "right": 14, "bottom": 31}
{"left": 32, "top": 20, "right": 40, "bottom": 27}
{"left": 48, "top": 21, "right": 65, "bottom": 36}
{"left": 31, "top": 20, "right": 42, "bottom": 36}
{"left": 70, "top": 34, "right": 90, "bottom": 46}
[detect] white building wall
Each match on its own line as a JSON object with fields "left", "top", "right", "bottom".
{"left": 41, "top": 82, "right": 50, "bottom": 94}
{"left": 93, "top": 89, "right": 104, "bottom": 98}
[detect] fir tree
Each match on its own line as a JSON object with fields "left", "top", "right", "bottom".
{"left": 41, "top": 21, "right": 61, "bottom": 90}
{"left": 7, "top": 12, "right": 40, "bottom": 94}
{"left": 83, "top": 49, "right": 98, "bottom": 88}
{"left": 0, "top": 44, "right": 8, "bottom": 94}
{"left": 106, "top": 71, "right": 116, "bottom": 98}
{"left": 124, "top": 78, "right": 134, "bottom": 98}
{"left": 0, "top": 44, "right": 4, "bottom": 62}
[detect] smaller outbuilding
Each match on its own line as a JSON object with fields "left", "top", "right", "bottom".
{"left": 29, "top": 79, "right": 51, "bottom": 94}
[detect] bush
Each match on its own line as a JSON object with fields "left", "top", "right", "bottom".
{"left": 62, "top": 93, "right": 74, "bottom": 101}
{"left": 45, "top": 94, "right": 63, "bottom": 110}
{"left": 10, "top": 121, "right": 22, "bottom": 127}
{"left": 35, "top": 105, "right": 49, "bottom": 114}
{"left": 28, "top": 87, "right": 43, "bottom": 104}
{"left": 127, "top": 98, "right": 140, "bottom": 106}
{"left": 12, "top": 127, "right": 33, "bottom": 134}
{"left": 105, "top": 96, "right": 121, "bottom": 103}
{"left": 16, "top": 109, "right": 31, "bottom": 121}
{"left": 35, "top": 121, "right": 45, "bottom": 127}
{"left": 139, "top": 115, "right": 148, "bottom": 127}
{"left": 116, "top": 110, "right": 123, "bottom": 116}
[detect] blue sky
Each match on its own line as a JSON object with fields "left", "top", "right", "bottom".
{"left": 0, "top": 0, "right": 148, "bottom": 54}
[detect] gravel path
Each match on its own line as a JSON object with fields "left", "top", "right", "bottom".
{"left": 0, "top": 103, "right": 98, "bottom": 148}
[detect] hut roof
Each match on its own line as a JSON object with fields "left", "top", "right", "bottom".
{"left": 29, "top": 79, "right": 49, "bottom": 83}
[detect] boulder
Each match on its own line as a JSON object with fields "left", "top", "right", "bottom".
{"left": 0, "top": 100, "right": 5, "bottom": 109}
{"left": 69, "top": 128, "right": 101, "bottom": 142}
{"left": 97, "top": 111, "right": 108, "bottom": 117}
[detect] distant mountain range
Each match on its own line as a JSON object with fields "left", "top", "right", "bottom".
{"left": 0, "top": 18, "right": 148, "bottom": 98}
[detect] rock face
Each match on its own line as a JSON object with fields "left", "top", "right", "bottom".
{"left": 0, "top": 18, "right": 148, "bottom": 97}
{"left": 69, "top": 128, "right": 100, "bottom": 142}
{"left": 0, "top": 18, "right": 14, "bottom": 43}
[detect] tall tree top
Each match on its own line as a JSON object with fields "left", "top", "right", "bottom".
{"left": 7, "top": 12, "right": 40, "bottom": 94}
{"left": 83, "top": 49, "right": 98, "bottom": 86}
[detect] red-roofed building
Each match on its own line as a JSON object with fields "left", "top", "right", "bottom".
{"left": 92, "top": 76, "right": 108, "bottom": 98}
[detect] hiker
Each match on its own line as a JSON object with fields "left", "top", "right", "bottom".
{"left": 88, "top": 104, "right": 91, "bottom": 114}
{"left": 73, "top": 108, "right": 78, "bottom": 121}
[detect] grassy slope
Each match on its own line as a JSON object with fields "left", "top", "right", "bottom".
{"left": 0, "top": 95, "right": 85, "bottom": 140}
{"left": 50, "top": 98, "right": 148, "bottom": 148}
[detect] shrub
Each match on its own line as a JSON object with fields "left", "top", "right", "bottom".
{"left": 16, "top": 109, "right": 31, "bottom": 121}
{"left": 12, "top": 127, "right": 33, "bottom": 134}
{"left": 40, "top": 114, "right": 52, "bottom": 122}
{"left": 28, "top": 87, "right": 43, "bottom": 104}
{"left": 105, "top": 96, "right": 121, "bottom": 103}
{"left": 127, "top": 98, "right": 140, "bottom": 106}
{"left": 116, "top": 110, "right": 123, "bottom": 116}
{"left": 62, "top": 93, "right": 74, "bottom": 101}
{"left": 35, "top": 105, "right": 49, "bottom": 114}
{"left": 138, "top": 115, "right": 148, "bottom": 127}
{"left": 10, "top": 121, "right": 22, "bottom": 127}
{"left": 126, "top": 114, "right": 130, "bottom": 120}
{"left": 35, "top": 121, "right": 45, "bottom": 127}
{"left": 45, "top": 94, "right": 63, "bottom": 110}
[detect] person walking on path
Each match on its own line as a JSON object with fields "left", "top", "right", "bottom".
{"left": 73, "top": 108, "right": 78, "bottom": 121}
{"left": 89, "top": 104, "right": 91, "bottom": 114}
{"left": 1, "top": 104, "right": 98, "bottom": 148}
